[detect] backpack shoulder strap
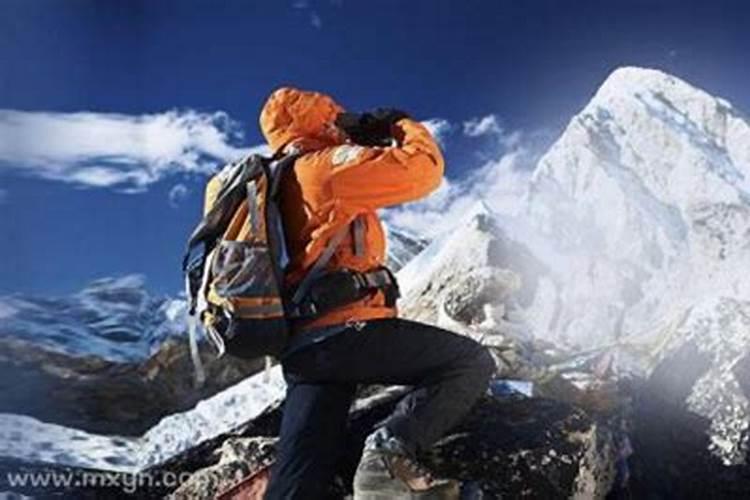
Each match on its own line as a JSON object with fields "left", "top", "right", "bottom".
{"left": 269, "top": 153, "right": 300, "bottom": 200}
{"left": 290, "top": 222, "right": 352, "bottom": 306}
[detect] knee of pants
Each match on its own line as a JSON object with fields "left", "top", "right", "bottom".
{"left": 473, "top": 345, "right": 497, "bottom": 383}
{"left": 451, "top": 341, "right": 496, "bottom": 380}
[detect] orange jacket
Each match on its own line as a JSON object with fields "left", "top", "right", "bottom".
{"left": 259, "top": 87, "right": 444, "bottom": 331}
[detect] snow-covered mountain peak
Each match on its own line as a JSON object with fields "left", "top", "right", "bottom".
{"left": 75, "top": 274, "right": 151, "bottom": 310}
{"left": 0, "top": 275, "right": 185, "bottom": 362}
{"left": 529, "top": 67, "right": 750, "bottom": 264}
{"left": 581, "top": 67, "right": 749, "bottom": 201}
{"left": 513, "top": 69, "right": 750, "bottom": 465}
{"left": 592, "top": 66, "right": 733, "bottom": 112}
{"left": 396, "top": 203, "right": 548, "bottom": 342}
{"left": 397, "top": 202, "right": 503, "bottom": 294}
{"left": 520, "top": 67, "right": 750, "bottom": 351}
{"left": 462, "top": 199, "right": 495, "bottom": 219}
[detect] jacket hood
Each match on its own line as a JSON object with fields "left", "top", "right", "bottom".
{"left": 259, "top": 87, "right": 345, "bottom": 153}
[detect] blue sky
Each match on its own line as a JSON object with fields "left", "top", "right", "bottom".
{"left": 1, "top": 0, "right": 749, "bottom": 296}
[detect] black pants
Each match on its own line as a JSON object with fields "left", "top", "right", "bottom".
{"left": 264, "top": 318, "right": 496, "bottom": 500}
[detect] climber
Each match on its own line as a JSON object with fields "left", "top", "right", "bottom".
{"left": 259, "top": 87, "right": 496, "bottom": 499}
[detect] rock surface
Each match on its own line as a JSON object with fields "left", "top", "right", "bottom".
{"left": 0, "top": 332, "right": 262, "bottom": 436}
{"left": 166, "top": 390, "right": 617, "bottom": 500}
{"left": 624, "top": 297, "right": 750, "bottom": 498}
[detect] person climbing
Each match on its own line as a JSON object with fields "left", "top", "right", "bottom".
{"left": 258, "top": 87, "right": 496, "bottom": 499}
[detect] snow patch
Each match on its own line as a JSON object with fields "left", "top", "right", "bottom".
{"left": 0, "top": 366, "right": 286, "bottom": 472}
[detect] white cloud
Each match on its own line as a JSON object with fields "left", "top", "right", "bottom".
{"left": 383, "top": 131, "right": 542, "bottom": 238}
{"left": 463, "top": 114, "right": 503, "bottom": 137}
{"left": 168, "top": 183, "right": 190, "bottom": 208}
{"left": 463, "top": 114, "right": 527, "bottom": 150}
{"left": 421, "top": 118, "right": 452, "bottom": 147}
{"left": 0, "top": 109, "right": 267, "bottom": 192}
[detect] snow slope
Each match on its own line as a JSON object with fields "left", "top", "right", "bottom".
{"left": 0, "top": 366, "right": 285, "bottom": 472}
{"left": 526, "top": 67, "right": 750, "bottom": 351}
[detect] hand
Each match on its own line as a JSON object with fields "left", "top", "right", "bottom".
{"left": 367, "top": 108, "right": 410, "bottom": 126}
{"left": 335, "top": 108, "right": 411, "bottom": 146}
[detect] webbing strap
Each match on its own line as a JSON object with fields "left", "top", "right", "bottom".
{"left": 352, "top": 216, "right": 366, "bottom": 257}
{"left": 291, "top": 223, "right": 352, "bottom": 305}
{"left": 362, "top": 269, "right": 393, "bottom": 288}
{"left": 186, "top": 315, "right": 206, "bottom": 388}
{"left": 291, "top": 267, "right": 399, "bottom": 318}
{"left": 234, "top": 302, "right": 286, "bottom": 317}
{"left": 270, "top": 154, "right": 300, "bottom": 200}
{"left": 246, "top": 181, "right": 258, "bottom": 235}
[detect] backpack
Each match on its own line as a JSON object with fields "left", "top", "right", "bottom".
{"left": 182, "top": 153, "right": 400, "bottom": 385}
{"left": 182, "top": 154, "right": 295, "bottom": 380}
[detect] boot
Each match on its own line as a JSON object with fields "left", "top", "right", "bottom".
{"left": 353, "top": 428, "right": 460, "bottom": 500}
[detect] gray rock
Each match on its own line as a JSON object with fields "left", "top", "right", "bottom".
{"left": 0, "top": 335, "right": 262, "bottom": 436}
{"left": 628, "top": 297, "right": 750, "bottom": 498}
{"left": 649, "top": 296, "right": 750, "bottom": 465}
{"left": 168, "top": 437, "right": 277, "bottom": 500}
{"left": 168, "top": 391, "right": 616, "bottom": 500}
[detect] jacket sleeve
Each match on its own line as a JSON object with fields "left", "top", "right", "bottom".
{"left": 328, "top": 118, "right": 445, "bottom": 210}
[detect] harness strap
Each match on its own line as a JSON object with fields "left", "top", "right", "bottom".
{"left": 352, "top": 216, "right": 366, "bottom": 257}
{"left": 291, "top": 223, "right": 352, "bottom": 306}
{"left": 365, "top": 267, "right": 400, "bottom": 307}
{"left": 291, "top": 267, "right": 399, "bottom": 318}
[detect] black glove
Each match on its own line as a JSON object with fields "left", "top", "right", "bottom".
{"left": 368, "top": 108, "right": 411, "bottom": 126}
{"left": 335, "top": 108, "right": 411, "bottom": 146}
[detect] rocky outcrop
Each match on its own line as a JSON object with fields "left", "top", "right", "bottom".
{"left": 0, "top": 335, "right": 262, "bottom": 436}
{"left": 651, "top": 297, "right": 750, "bottom": 466}
{"left": 167, "top": 390, "right": 616, "bottom": 500}
{"left": 626, "top": 297, "right": 750, "bottom": 498}
{"left": 169, "top": 437, "right": 278, "bottom": 500}
{"left": 628, "top": 362, "right": 750, "bottom": 499}
{"left": 396, "top": 204, "right": 558, "bottom": 382}
{"left": 0, "top": 386, "right": 618, "bottom": 499}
